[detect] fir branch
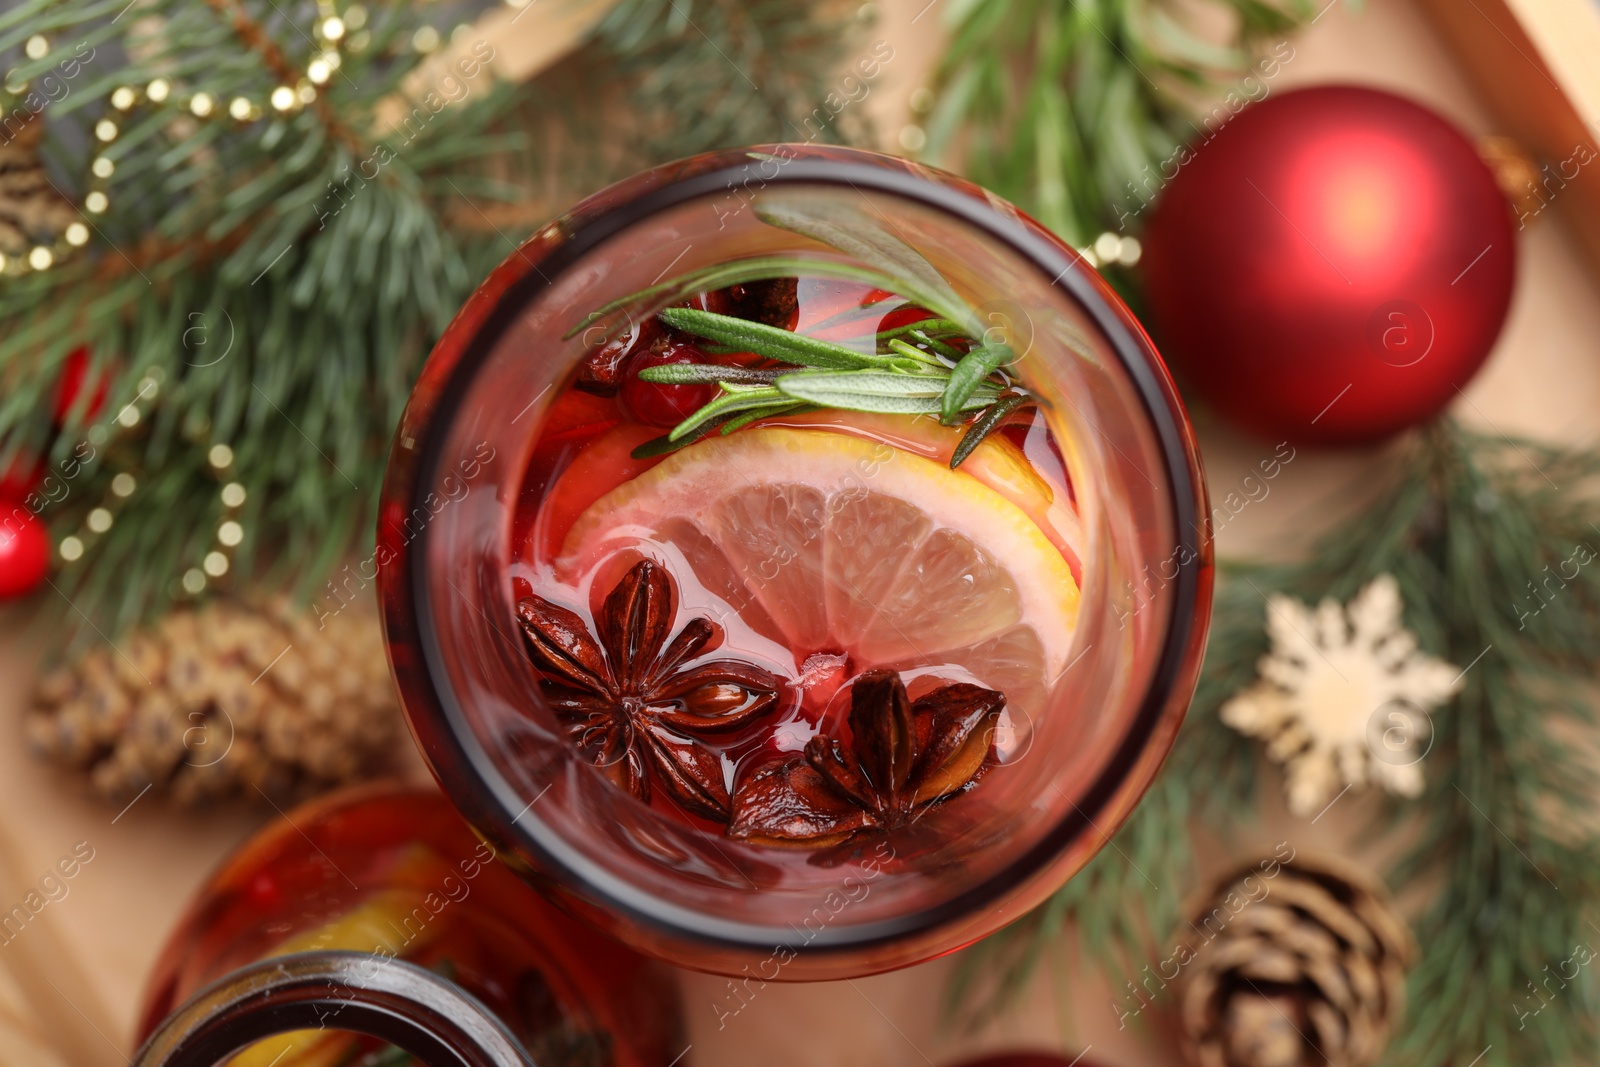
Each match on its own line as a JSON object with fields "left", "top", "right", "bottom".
{"left": 197, "top": 0, "right": 363, "bottom": 154}
{"left": 921, "top": 0, "right": 1321, "bottom": 247}
{"left": 3, "top": 0, "right": 863, "bottom": 641}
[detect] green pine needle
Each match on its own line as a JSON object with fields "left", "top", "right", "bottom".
{"left": 922, "top": 0, "right": 1321, "bottom": 247}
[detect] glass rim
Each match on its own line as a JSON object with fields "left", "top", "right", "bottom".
{"left": 394, "top": 144, "right": 1208, "bottom": 958}
{"left": 134, "top": 950, "right": 532, "bottom": 1067}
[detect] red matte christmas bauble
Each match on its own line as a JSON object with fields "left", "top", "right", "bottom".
{"left": 0, "top": 503, "right": 49, "bottom": 599}
{"left": 1140, "top": 85, "right": 1516, "bottom": 444}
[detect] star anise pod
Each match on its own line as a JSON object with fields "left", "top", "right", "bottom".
{"left": 728, "top": 669, "right": 1004, "bottom": 846}
{"left": 516, "top": 559, "right": 781, "bottom": 820}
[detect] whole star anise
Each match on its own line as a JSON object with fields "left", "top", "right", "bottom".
{"left": 516, "top": 559, "right": 781, "bottom": 820}
{"left": 728, "top": 669, "right": 1005, "bottom": 846}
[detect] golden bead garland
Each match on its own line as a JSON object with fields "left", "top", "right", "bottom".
{"left": 53, "top": 369, "right": 162, "bottom": 565}
{"left": 3, "top": 0, "right": 519, "bottom": 277}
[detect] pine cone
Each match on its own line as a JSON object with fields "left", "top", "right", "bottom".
{"left": 27, "top": 596, "right": 400, "bottom": 806}
{"left": 1176, "top": 854, "right": 1414, "bottom": 1067}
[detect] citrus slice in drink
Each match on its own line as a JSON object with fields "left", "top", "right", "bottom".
{"left": 557, "top": 427, "right": 1079, "bottom": 715}
{"left": 225, "top": 847, "right": 449, "bottom": 1067}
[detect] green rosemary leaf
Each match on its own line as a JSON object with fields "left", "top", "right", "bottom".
{"left": 565, "top": 256, "right": 910, "bottom": 339}
{"left": 632, "top": 432, "right": 705, "bottom": 459}
{"left": 876, "top": 318, "right": 965, "bottom": 343}
{"left": 636, "top": 364, "right": 784, "bottom": 386}
{"left": 776, "top": 370, "right": 997, "bottom": 415}
{"left": 886, "top": 337, "right": 948, "bottom": 370}
{"left": 667, "top": 386, "right": 788, "bottom": 441}
{"left": 941, "top": 343, "right": 1014, "bottom": 423}
{"left": 630, "top": 416, "right": 733, "bottom": 459}
{"left": 658, "top": 307, "right": 890, "bottom": 370}
{"left": 719, "top": 401, "right": 815, "bottom": 434}
{"left": 909, "top": 329, "right": 966, "bottom": 362}
{"left": 951, "top": 393, "right": 1032, "bottom": 469}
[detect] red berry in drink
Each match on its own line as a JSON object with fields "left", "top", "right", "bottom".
{"left": 577, "top": 316, "right": 660, "bottom": 396}
{"left": 620, "top": 344, "right": 716, "bottom": 428}
{"left": 680, "top": 289, "right": 732, "bottom": 316}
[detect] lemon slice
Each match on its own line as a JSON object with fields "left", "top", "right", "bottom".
{"left": 559, "top": 427, "right": 1079, "bottom": 714}
{"left": 226, "top": 847, "right": 450, "bottom": 1067}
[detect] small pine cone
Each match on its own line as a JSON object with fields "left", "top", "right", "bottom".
{"left": 29, "top": 593, "right": 401, "bottom": 808}
{"left": 81, "top": 663, "right": 134, "bottom": 742}
{"left": 165, "top": 643, "right": 213, "bottom": 706}
{"left": 126, "top": 693, "right": 187, "bottom": 778}
{"left": 89, "top": 744, "right": 154, "bottom": 806}
{"left": 300, "top": 681, "right": 337, "bottom": 725}
{"left": 34, "top": 666, "right": 79, "bottom": 708}
{"left": 211, "top": 667, "right": 267, "bottom": 733}
{"left": 33, "top": 701, "right": 94, "bottom": 763}
{"left": 113, "top": 631, "right": 168, "bottom": 689}
{"left": 1176, "top": 854, "right": 1414, "bottom": 1067}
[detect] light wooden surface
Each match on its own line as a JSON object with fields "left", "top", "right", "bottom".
{"left": 1413, "top": 0, "right": 1600, "bottom": 272}
{"left": 2, "top": 2, "right": 1598, "bottom": 1064}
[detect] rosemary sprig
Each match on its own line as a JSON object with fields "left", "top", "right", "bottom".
{"left": 885, "top": 337, "right": 951, "bottom": 371}
{"left": 667, "top": 385, "right": 790, "bottom": 441}
{"left": 942, "top": 342, "right": 1015, "bottom": 423}
{"left": 585, "top": 197, "right": 1038, "bottom": 465}
{"left": 631, "top": 418, "right": 730, "bottom": 457}
{"left": 906, "top": 328, "right": 966, "bottom": 362}
{"left": 877, "top": 318, "right": 965, "bottom": 343}
{"left": 567, "top": 256, "right": 920, "bottom": 340}
{"left": 657, "top": 307, "right": 894, "bottom": 371}
{"left": 625, "top": 299, "right": 1030, "bottom": 466}
{"left": 629, "top": 364, "right": 786, "bottom": 386}
{"left": 721, "top": 402, "right": 817, "bottom": 434}
{"left": 776, "top": 370, "right": 1001, "bottom": 414}
{"left": 952, "top": 391, "right": 1030, "bottom": 469}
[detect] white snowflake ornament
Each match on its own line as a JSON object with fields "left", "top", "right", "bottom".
{"left": 1221, "top": 574, "right": 1463, "bottom": 817}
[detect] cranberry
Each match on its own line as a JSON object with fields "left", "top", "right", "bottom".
{"left": 576, "top": 316, "right": 660, "bottom": 396}
{"left": 680, "top": 289, "right": 732, "bottom": 316}
{"left": 620, "top": 344, "right": 716, "bottom": 428}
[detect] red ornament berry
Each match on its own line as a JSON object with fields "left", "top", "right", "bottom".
{"left": 52, "top": 346, "right": 110, "bottom": 424}
{"left": 0, "top": 502, "right": 50, "bottom": 599}
{"left": 620, "top": 344, "right": 716, "bottom": 428}
{"left": 0, "top": 455, "right": 44, "bottom": 498}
